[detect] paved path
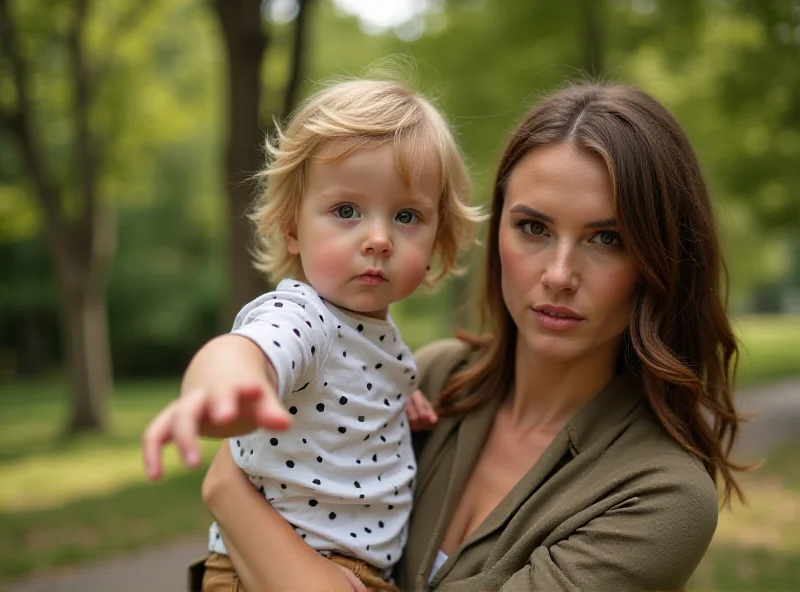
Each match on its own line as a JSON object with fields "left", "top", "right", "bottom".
{"left": 5, "top": 378, "right": 799, "bottom": 592}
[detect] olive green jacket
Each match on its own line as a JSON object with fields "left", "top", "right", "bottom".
{"left": 395, "top": 339, "right": 718, "bottom": 591}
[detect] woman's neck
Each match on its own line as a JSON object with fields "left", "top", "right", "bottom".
{"left": 504, "top": 336, "right": 620, "bottom": 434}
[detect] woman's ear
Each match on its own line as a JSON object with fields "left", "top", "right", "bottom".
{"left": 284, "top": 221, "right": 300, "bottom": 255}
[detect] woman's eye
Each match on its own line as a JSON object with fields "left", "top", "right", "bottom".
{"left": 519, "top": 220, "right": 547, "bottom": 236}
{"left": 335, "top": 204, "right": 358, "bottom": 219}
{"left": 396, "top": 210, "right": 417, "bottom": 224}
{"left": 591, "top": 231, "right": 621, "bottom": 247}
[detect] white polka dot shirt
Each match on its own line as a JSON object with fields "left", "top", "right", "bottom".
{"left": 208, "top": 280, "right": 418, "bottom": 571}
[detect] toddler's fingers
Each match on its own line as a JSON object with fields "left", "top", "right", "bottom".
{"left": 141, "top": 403, "right": 177, "bottom": 480}
{"left": 254, "top": 386, "right": 292, "bottom": 431}
{"left": 171, "top": 389, "right": 210, "bottom": 468}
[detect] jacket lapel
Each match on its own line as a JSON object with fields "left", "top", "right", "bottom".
{"left": 418, "top": 395, "right": 501, "bottom": 588}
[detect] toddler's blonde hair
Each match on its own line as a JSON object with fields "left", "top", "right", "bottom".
{"left": 250, "top": 78, "right": 482, "bottom": 286}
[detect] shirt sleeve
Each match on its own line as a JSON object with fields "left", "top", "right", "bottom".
{"left": 230, "top": 287, "right": 333, "bottom": 401}
{"left": 498, "top": 458, "right": 718, "bottom": 591}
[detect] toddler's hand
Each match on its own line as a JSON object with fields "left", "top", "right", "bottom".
{"left": 405, "top": 389, "right": 438, "bottom": 431}
{"left": 142, "top": 382, "right": 290, "bottom": 481}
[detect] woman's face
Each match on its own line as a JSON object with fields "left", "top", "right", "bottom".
{"left": 498, "top": 142, "right": 639, "bottom": 365}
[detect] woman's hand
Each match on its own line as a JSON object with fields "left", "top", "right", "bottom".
{"left": 203, "top": 444, "right": 366, "bottom": 592}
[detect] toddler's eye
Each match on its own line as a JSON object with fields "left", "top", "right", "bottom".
{"left": 335, "top": 204, "right": 357, "bottom": 219}
{"left": 396, "top": 210, "right": 417, "bottom": 224}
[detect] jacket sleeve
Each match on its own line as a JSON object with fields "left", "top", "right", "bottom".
{"left": 499, "top": 459, "right": 719, "bottom": 592}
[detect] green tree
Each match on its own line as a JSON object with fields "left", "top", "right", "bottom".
{"left": 0, "top": 0, "right": 159, "bottom": 432}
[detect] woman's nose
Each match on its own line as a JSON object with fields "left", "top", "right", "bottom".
{"left": 541, "top": 244, "right": 578, "bottom": 292}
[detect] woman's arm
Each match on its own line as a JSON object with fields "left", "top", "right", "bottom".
{"left": 495, "top": 462, "right": 717, "bottom": 591}
{"left": 202, "top": 443, "right": 364, "bottom": 592}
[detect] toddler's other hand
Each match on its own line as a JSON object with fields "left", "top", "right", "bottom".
{"left": 406, "top": 389, "right": 438, "bottom": 431}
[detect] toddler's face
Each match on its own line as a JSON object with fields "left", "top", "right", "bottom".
{"left": 285, "top": 141, "right": 440, "bottom": 319}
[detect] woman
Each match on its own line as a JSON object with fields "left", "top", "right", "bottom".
{"left": 181, "top": 82, "right": 744, "bottom": 591}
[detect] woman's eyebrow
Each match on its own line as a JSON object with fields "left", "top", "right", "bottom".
{"left": 508, "top": 204, "right": 617, "bottom": 228}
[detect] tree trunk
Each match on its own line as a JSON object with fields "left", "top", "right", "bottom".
{"left": 583, "top": 0, "right": 604, "bottom": 78}
{"left": 62, "top": 279, "right": 112, "bottom": 431}
{"left": 214, "top": 0, "right": 270, "bottom": 325}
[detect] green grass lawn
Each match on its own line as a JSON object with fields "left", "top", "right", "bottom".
{"left": 0, "top": 314, "right": 798, "bottom": 583}
{"left": 0, "top": 380, "right": 218, "bottom": 580}
{"left": 688, "top": 439, "right": 800, "bottom": 592}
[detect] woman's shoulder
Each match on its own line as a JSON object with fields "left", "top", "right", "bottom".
{"left": 413, "top": 338, "right": 476, "bottom": 404}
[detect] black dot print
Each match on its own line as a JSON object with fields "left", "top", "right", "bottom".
{"left": 273, "top": 340, "right": 281, "bottom": 348}
{"left": 365, "top": 527, "right": 372, "bottom": 533}
{"left": 302, "top": 438, "right": 307, "bottom": 444}
{"left": 367, "top": 383, "right": 372, "bottom": 390}
{"left": 312, "top": 479, "right": 321, "bottom": 485}
{"left": 407, "top": 465, "right": 414, "bottom": 470}
{"left": 305, "top": 320, "right": 311, "bottom": 328}
{"left": 350, "top": 533, "right": 357, "bottom": 538}
{"left": 367, "top": 545, "right": 371, "bottom": 551}
{"left": 387, "top": 554, "right": 392, "bottom": 561}
{"left": 318, "top": 315, "right": 324, "bottom": 322}
{"left": 380, "top": 436, "right": 386, "bottom": 442}
{"left": 388, "top": 505, "right": 394, "bottom": 510}
{"left": 379, "top": 521, "right": 385, "bottom": 528}
{"left": 293, "top": 328, "right": 300, "bottom": 337}
{"left": 272, "top": 323, "right": 279, "bottom": 328}
{"left": 281, "top": 484, "right": 287, "bottom": 489}
{"left": 293, "top": 283, "right": 300, "bottom": 287}
{"left": 338, "top": 426, "right": 346, "bottom": 434}
{"left": 358, "top": 415, "right": 365, "bottom": 422}
{"left": 384, "top": 399, "right": 390, "bottom": 406}
{"left": 343, "top": 350, "right": 347, "bottom": 357}
{"left": 375, "top": 363, "right": 383, "bottom": 369}
{"left": 362, "top": 365, "right": 367, "bottom": 371}
{"left": 357, "top": 324, "right": 364, "bottom": 332}
{"left": 274, "top": 302, "right": 283, "bottom": 308}
{"left": 292, "top": 361, "right": 295, "bottom": 370}
{"left": 354, "top": 481, "right": 361, "bottom": 488}
{"left": 364, "top": 435, "right": 370, "bottom": 441}
{"left": 411, "top": 375, "right": 416, "bottom": 380}
{"left": 329, "top": 512, "right": 336, "bottom": 520}
{"left": 372, "top": 454, "right": 378, "bottom": 462}
{"left": 324, "top": 382, "right": 328, "bottom": 386}
{"left": 286, "top": 460, "right": 295, "bottom": 468}
{"left": 309, "top": 499, "right": 318, "bottom": 507}
{"left": 316, "top": 456, "right": 323, "bottom": 463}
{"left": 397, "top": 353, "right": 403, "bottom": 360}
{"left": 379, "top": 335, "right": 385, "bottom": 341}
{"left": 270, "top": 437, "right": 278, "bottom": 446}
{"left": 289, "top": 406, "right": 297, "bottom": 415}
{"left": 311, "top": 345, "right": 315, "bottom": 355}
{"left": 316, "top": 403, "right": 325, "bottom": 412}
{"left": 339, "top": 396, "right": 348, "bottom": 405}
{"left": 396, "top": 393, "right": 402, "bottom": 400}
{"left": 359, "top": 494, "right": 365, "bottom": 499}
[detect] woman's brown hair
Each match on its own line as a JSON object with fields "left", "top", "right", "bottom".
{"left": 438, "top": 82, "right": 745, "bottom": 506}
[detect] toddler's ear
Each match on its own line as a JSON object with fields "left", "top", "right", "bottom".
{"left": 284, "top": 222, "right": 300, "bottom": 255}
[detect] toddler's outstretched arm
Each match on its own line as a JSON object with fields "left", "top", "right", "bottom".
{"left": 142, "top": 334, "right": 290, "bottom": 480}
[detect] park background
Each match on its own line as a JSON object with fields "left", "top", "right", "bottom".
{"left": 1, "top": 0, "right": 799, "bottom": 590}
